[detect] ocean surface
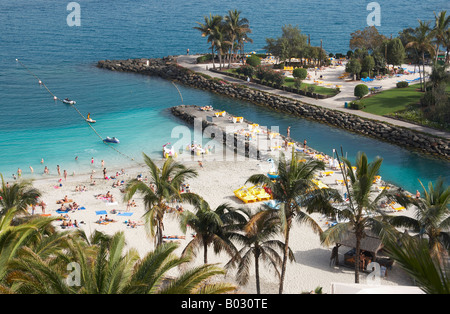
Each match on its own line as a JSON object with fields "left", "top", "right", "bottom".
{"left": 0, "top": 0, "right": 449, "bottom": 193}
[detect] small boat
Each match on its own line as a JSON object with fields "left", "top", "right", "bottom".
{"left": 103, "top": 137, "right": 120, "bottom": 144}
{"left": 86, "top": 118, "right": 96, "bottom": 123}
{"left": 63, "top": 98, "right": 76, "bottom": 105}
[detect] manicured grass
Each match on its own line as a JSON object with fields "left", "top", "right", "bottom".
{"left": 361, "top": 84, "right": 423, "bottom": 116}
{"left": 283, "top": 78, "right": 338, "bottom": 96}
{"left": 223, "top": 69, "right": 338, "bottom": 96}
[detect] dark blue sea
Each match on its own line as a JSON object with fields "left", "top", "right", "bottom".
{"left": 0, "top": 0, "right": 449, "bottom": 192}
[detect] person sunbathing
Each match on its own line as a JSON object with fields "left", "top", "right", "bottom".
{"left": 104, "top": 215, "right": 116, "bottom": 222}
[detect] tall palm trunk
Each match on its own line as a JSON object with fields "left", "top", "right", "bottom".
{"left": 211, "top": 46, "right": 216, "bottom": 69}
{"left": 204, "top": 243, "right": 208, "bottom": 264}
{"left": 255, "top": 248, "right": 261, "bottom": 294}
{"left": 278, "top": 216, "right": 292, "bottom": 294}
{"left": 354, "top": 236, "right": 362, "bottom": 283}
{"left": 422, "top": 52, "right": 427, "bottom": 91}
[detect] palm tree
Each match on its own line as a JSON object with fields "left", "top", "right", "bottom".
{"left": 246, "top": 148, "right": 339, "bottom": 294}
{"left": 444, "top": 29, "right": 450, "bottom": 64}
{"left": 384, "top": 233, "right": 450, "bottom": 294}
{"left": 7, "top": 231, "right": 236, "bottom": 294}
{"left": 433, "top": 11, "right": 450, "bottom": 63}
{"left": 429, "top": 62, "right": 450, "bottom": 90}
{"left": 179, "top": 199, "right": 248, "bottom": 264}
{"left": 124, "top": 154, "right": 199, "bottom": 248}
{"left": 318, "top": 152, "right": 404, "bottom": 283}
{"left": 194, "top": 14, "right": 223, "bottom": 69}
{"left": 406, "top": 20, "right": 436, "bottom": 91}
{"left": 0, "top": 173, "right": 41, "bottom": 217}
{"left": 0, "top": 208, "right": 60, "bottom": 289}
{"left": 389, "top": 178, "right": 450, "bottom": 259}
{"left": 211, "top": 23, "right": 231, "bottom": 70}
{"left": 224, "top": 9, "right": 251, "bottom": 68}
{"left": 226, "top": 207, "right": 290, "bottom": 294}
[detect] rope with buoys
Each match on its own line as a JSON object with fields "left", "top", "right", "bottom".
{"left": 16, "top": 59, "right": 136, "bottom": 162}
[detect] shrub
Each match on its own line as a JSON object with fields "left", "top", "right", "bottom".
{"left": 354, "top": 84, "right": 369, "bottom": 99}
{"left": 255, "top": 65, "right": 269, "bottom": 81}
{"left": 307, "top": 85, "right": 316, "bottom": 93}
{"left": 349, "top": 101, "right": 365, "bottom": 110}
{"left": 246, "top": 55, "right": 261, "bottom": 67}
{"left": 361, "top": 72, "right": 369, "bottom": 79}
{"left": 293, "top": 68, "right": 308, "bottom": 80}
{"left": 272, "top": 71, "right": 285, "bottom": 86}
{"left": 196, "top": 54, "right": 213, "bottom": 63}
{"left": 396, "top": 81, "right": 409, "bottom": 88}
{"left": 236, "top": 64, "right": 255, "bottom": 78}
{"left": 294, "top": 78, "right": 302, "bottom": 89}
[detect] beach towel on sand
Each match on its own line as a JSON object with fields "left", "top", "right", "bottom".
{"left": 117, "top": 212, "right": 133, "bottom": 217}
{"left": 95, "top": 210, "right": 107, "bottom": 215}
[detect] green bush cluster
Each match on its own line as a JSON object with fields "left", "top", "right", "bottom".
{"left": 196, "top": 54, "right": 213, "bottom": 63}
{"left": 354, "top": 84, "right": 369, "bottom": 99}
{"left": 349, "top": 100, "right": 365, "bottom": 110}
{"left": 246, "top": 55, "right": 261, "bottom": 67}
{"left": 396, "top": 81, "right": 409, "bottom": 88}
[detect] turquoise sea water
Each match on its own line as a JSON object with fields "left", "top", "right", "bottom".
{"left": 0, "top": 0, "right": 449, "bottom": 192}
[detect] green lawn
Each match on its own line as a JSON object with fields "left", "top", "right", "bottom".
{"left": 223, "top": 69, "right": 338, "bottom": 96}
{"left": 361, "top": 84, "right": 423, "bottom": 116}
{"left": 283, "top": 77, "right": 338, "bottom": 96}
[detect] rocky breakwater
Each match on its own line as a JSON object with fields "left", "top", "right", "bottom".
{"left": 97, "top": 58, "right": 450, "bottom": 160}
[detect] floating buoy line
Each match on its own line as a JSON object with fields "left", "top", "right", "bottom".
{"left": 16, "top": 58, "right": 136, "bottom": 162}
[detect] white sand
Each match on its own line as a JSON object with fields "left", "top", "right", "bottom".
{"left": 25, "top": 141, "right": 417, "bottom": 294}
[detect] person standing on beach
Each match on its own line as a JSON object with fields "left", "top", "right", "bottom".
{"left": 91, "top": 157, "right": 94, "bottom": 166}
{"left": 303, "top": 139, "right": 307, "bottom": 149}
{"left": 101, "top": 160, "right": 105, "bottom": 168}
{"left": 57, "top": 165, "right": 61, "bottom": 176}
{"left": 17, "top": 168, "right": 22, "bottom": 178}
{"left": 287, "top": 126, "right": 291, "bottom": 139}
{"left": 63, "top": 170, "right": 67, "bottom": 181}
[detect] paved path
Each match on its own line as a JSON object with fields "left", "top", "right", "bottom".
{"left": 177, "top": 55, "right": 450, "bottom": 140}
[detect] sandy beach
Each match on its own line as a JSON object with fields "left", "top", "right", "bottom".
{"left": 25, "top": 137, "right": 417, "bottom": 294}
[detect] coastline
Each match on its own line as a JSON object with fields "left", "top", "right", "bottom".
{"left": 96, "top": 57, "right": 450, "bottom": 161}
{"left": 25, "top": 142, "right": 417, "bottom": 293}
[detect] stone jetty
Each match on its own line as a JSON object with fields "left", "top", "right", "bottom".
{"left": 97, "top": 57, "right": 450, "bottom": 160}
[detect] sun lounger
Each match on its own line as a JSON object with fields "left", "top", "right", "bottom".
{"left": 214, "top": 111, "right": 226, "bottom": 117}
{"left": 312, "top": 179, "right": 329, "bottom": 189}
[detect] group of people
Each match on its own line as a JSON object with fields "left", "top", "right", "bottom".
{"left": 96, "top": 215, "right": 116, "bottom": 224}
{"left": 75, "top": 185, "right": 88, "bottom": 192}
{"left": 58, "top": 200, "right": 80, "bottom": 212}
